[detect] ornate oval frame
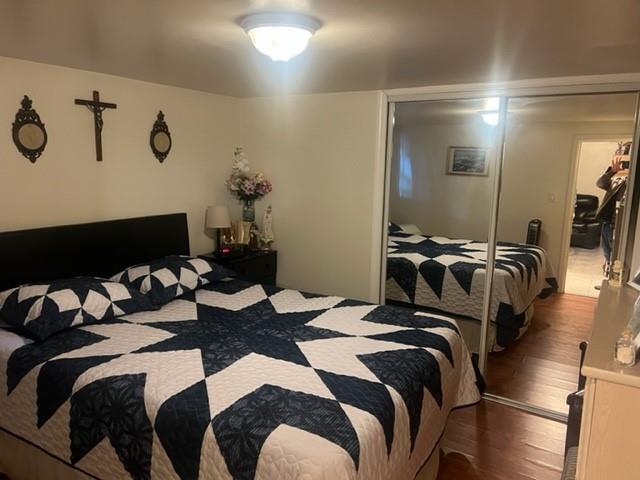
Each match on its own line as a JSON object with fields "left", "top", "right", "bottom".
{"left": 12, "top": 95, "right": 48, "bottom": 163}
{"left": 150, "top": 110, "right": 172, "bottom": 163}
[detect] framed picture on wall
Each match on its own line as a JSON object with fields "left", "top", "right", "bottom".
{"left": 447, "top": 147, "right": 489, "bottom": 176}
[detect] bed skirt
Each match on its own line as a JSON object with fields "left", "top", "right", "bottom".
{"left": 0, "top": 427, "right": 441, "bottom": 480}
{"left": 0, "top": 429, "right": 92, "bottom": 480}
{"left": 415, "top": 441, "right": 441, "bottom": 480}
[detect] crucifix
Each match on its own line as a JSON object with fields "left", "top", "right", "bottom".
{"left": 74, "top": 90, "right": 117, "bottom": 162}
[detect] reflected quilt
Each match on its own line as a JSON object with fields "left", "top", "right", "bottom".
{"left": 0, "top": 279, "right": 480, "bottom": 480}
{"left": 386, "top": 233, "right": 557, "bottom": 349}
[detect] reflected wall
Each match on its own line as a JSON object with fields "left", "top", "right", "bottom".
{"left": 390, "top": 99, "right": 500, "bottom": 241}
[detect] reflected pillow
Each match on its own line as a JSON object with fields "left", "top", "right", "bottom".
{"left": 111, "top": 255, "right": 235, "bottom": 305}
{"left": 0, "top": 277, "right": 156, "bottom": 341}
{"left": 389, "top": 222, "right": 402, "bottom": 233}
{"left": 399, "top": 224, "right": 423, "bottom": 235}
{"left": 389, "top": 222, "right": 423, "bottom": 235}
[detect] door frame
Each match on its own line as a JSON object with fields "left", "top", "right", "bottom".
{"left": 559, "top": 134, "right": 636, "bottom": 293}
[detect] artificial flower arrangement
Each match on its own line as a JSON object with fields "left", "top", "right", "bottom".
{"left": 226, "top": 148, "right": 272, "bottom": 201}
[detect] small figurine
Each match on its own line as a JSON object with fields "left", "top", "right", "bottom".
{"left": 261, "top": 205, "right": 275, "bottom": 250}
{"left": 249, "top": 222, "right": 261, "bottom": 250}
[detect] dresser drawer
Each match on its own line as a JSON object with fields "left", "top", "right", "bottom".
{"left": 235, "top": 257, "right": 273, "bottom": 276}
{"left": 231, "top": 251, "right": 277, "bottom": 285}
{"left": 202, "top": 251, "right": 277, "bottom": 285}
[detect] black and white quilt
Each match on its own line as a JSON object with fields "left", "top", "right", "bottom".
{"left": 386, "top": 232, "right": 557, "bottom": 349}
{"left": 0, "top": 279, "right": 480, "bottom": 480}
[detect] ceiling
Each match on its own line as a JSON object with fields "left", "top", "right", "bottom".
{"left": 1, "top": 0, "right": 639, "bottom": 97}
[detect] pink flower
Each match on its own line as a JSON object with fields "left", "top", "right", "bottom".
{"left": 226, "top": 171, "right": 272, "bottom": 201}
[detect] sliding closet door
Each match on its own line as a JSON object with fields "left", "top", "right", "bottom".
{"left": 485, "top": 92, "right": 640, "bottom": 415}
{"left": 385, "top": 98, "right": 503, "bottom": 354}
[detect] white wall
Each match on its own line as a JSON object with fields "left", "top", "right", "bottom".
{"left": 240, "top": 92, "right": 385, "bottom": 301}
{"left": 0, "top": 57, "right": 385, "bottom": 302}
{"left": 498, "top": 121, "right": 635, "bottom": 277}
{"left": 389, "top": 119, "right": 498, "bottom": 240}
{"left": 576, "top": 141, "right": 631, "bottom": 202}
{"left": 0, "top": 56, "right": 240, "bottom": 255}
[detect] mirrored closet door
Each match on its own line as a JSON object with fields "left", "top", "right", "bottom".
{"left": 384, "top": 98, "right": 502, "bottom": 355}
{"left": 484, "top": 92, "right": 640, "bottom": 415}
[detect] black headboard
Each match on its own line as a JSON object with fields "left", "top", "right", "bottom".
{"left": 0, "top": 213, "right": 190, "bottom": 290}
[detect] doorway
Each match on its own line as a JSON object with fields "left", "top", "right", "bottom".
{"left": 564, "top": 140, "right": 632, "bottom": 297}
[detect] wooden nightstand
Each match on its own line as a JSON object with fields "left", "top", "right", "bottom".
{"left": 201, "top": 250, "right": 277, "bottom": 285}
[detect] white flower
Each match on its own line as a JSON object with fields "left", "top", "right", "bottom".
{"left": 232, "top": 148, "right": 251, "bottom": 174}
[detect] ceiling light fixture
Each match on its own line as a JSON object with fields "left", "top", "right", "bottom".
{"left": 240, "top": 12, "right": 321, "bottom": 62}
{"left": 481, "top": 112, "right": 500, "bottom": 126}
{"left": 481, "top": 97, "right": 501, "bottom": 126}
{"left": 484, "top": 97, "right": 500, "bottom": 111}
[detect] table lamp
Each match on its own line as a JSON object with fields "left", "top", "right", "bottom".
{"left": 206, "top": 206, "right": 231, "bottom": 255}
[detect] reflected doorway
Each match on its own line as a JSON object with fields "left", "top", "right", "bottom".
{"left": 565, "top": 140, "right": 632, "bottom": 298}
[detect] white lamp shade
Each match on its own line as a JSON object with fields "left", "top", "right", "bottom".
{"left": 206, "top": 206, "right": 231, "bottom": 229}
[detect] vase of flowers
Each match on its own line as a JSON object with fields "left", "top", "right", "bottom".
{"left": 226, "top": 148, "right": 272, "bottom": 223}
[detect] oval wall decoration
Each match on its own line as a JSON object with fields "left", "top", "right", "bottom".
{"left": 150, "top": 111, "right": 172, "bottom": 163}
{"left": 12, "top": 95, "right": 48, "bottom": 163}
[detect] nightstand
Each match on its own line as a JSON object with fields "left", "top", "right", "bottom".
{"left": 201, "top": 250, "right": 277, "bottom": 285}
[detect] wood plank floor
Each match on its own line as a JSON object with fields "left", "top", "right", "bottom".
{"left": 438, "top": 401, "right": 566, "bottom": 480}
{"left": 486, "top": 293, "right": 596, "bottom": 413}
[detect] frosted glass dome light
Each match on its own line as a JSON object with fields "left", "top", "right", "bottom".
{"left": 481, "top": 97, "right": 501, "bottom": 126}
{"left": 241, "top": 13, "right": 321, "bottom": 62}
{"left": 481, "top": 112, "right": 500, "bottom": 126}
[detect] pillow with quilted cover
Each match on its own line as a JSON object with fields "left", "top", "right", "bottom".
{"left": 389, "top": 222, "right": 403, "bottom": 233}
{"left": 0, "top": 277, "right": 156, "bottom": 341}
{"left": 111, "top": 255, "right": 235, "bottom": 305}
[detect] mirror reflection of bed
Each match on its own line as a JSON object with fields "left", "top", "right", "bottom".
{"left": 386, "top": 222, "right": 555, "bottom": 357}
{"left": 385, "top": 91, "right": 639, "bottom": 417}
{"left": 386, "top": 98, "right": 499, "bottom": 355}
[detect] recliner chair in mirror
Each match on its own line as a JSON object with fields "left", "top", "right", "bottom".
{"left": 571, "top": 194, "right": 602, "bottom": 249}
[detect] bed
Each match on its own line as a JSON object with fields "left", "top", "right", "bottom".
{"left": 0, "top": 214, "right": 480, "bottom": 480}
{"left": 386, "top": 224, "right": 557, "bottom": 351}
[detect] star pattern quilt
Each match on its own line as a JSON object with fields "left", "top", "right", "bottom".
{"left": 0, "top": 278, "right": 480, "bottom": 480}
{"left": 386, "top": 232, "right": 557, "bottom": 349}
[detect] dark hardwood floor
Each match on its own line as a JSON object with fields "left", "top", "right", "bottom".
{"left": 438, "top": 401, "right": 566, "bottom": 480}
{"left": 486, "top": 293, "right": 596, "bottom": 413}
{"left": 437, "top": 293, "right": 596, "bottom": 479}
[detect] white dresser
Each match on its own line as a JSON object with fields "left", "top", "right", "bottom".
{"left": 577, "top": 281, "right": 640, "bottom": 479}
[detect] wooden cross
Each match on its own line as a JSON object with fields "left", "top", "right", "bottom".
{"left": 74, "top": 90, "right": 117, "bottom": 162}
